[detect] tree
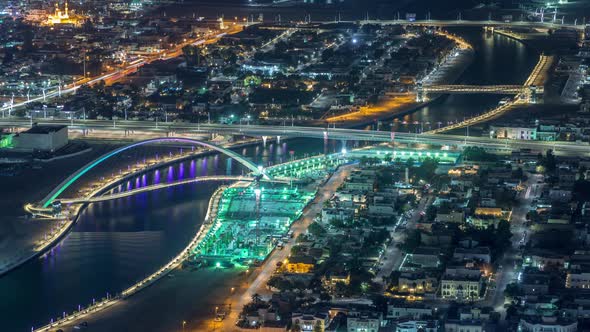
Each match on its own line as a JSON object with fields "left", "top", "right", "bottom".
{"left": 415, "top": 157, "right": 438, "bottom": 181}
{"left": 313, "top": 321, "right": 323, "bottom": 332}
{"left": 463, "top": 146, "right": 497, "bottom": 162}
{"left": 397, "top": 229, "right": 421, "bottom": 252}
{"left": 504, "top": 282, "right": 522, "bottom": 298}
{"left": 308, "top": 222, "right": 326, "bottom": 238}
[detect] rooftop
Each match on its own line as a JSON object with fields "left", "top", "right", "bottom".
{"left": 22, "top": 125, "right": 67, "bottom": 134}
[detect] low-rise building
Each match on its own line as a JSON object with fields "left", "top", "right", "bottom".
{"left": 519, "top": 315, "right": 577, "bottom": 332}
{"left": 395, "top": 319, "right": 439, "bottom": 332}
{"left": 291, "top": 312, "right": 329, "bottom": 332}
{"left": 13, "top": 124, "right": 68, "bottom": 152}
{"left": 453, "top": 247, "right": 492, "bottom": 264}
{"left": 445, "top": 320, "right": 486, "bottom": 332}
{"left": 285, "top": 256, "right": 316, "bottom": 274}
{"left": 566, "top": 269, "right": 590, "bottom": 289}
{"left": 387, "top": 300, "right": 433, "bottom": 320}
{"left": 347, "top": 310, "right": 383, "bottom": 332}
{"left": 440, "top": 274, "right": 482, "bottom": 301}
{"left": 490, "top": 125, "right": 537, "bottom": 140}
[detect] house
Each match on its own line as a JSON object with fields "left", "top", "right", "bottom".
{"left": 285, "top": 256, "right": 316, "bottom": 274}
{"left": 490, "top": 125, "right": 537, "bottom": 140}
{"left": 435, "top": 210, "right": 465, "bottom": 223}
{"left": 395, "top": 319, "right": 439, "bottom": 332}
{"left": 521, "top": 269, "right": 550, "bottom": 297}
{"left": 291, "top": 312, "right": 329, "bottom": 332}
{"left": 453, "top": 247, "right": 492, "bottom": 264}
{"left": 387, "top": 300, "right": 433, "bottom": 320}
{"left": 347, "top": 310, "right": 383, "bottom": 332}
{"left": 440, "top": 265, "right": 483, "bottom": 301}
{"left": 445, "top": 320, "right": 486, "bottom": 332}
{"left": 519, "top": 315, "right": 577, "bottom": 332}
{"left": 407, "top": 247, "right": 441, "bottom": 268}
{"left": 397, "top": 272, "right": 438, "bottom": 294}
{"left": 522, "top": 249, "right": 567, "bottom": 270}
{"left": 322, "top": 207, "right": 355, "bottom": 223}
{"left": 566, "top": 268, "right": 590, "bottom": 289}
{"left": 440, "top": 274, "right": 483, "bottom": 301}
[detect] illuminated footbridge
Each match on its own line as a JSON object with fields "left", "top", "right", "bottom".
{"left": 422, "top": 85, "right": 527, "bottom": 94}
{"left": 30, "top": 137, "right": 273, "bottom": 214}
{"left": 59, "top": 175, "right": 295, "bottom": 205}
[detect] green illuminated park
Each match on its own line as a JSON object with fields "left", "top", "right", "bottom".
{"left": 192, "top": 185, "right": 315, "bottom": 264}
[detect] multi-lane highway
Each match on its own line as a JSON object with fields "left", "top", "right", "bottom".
{"left": 1, "top": 119, "right": 588, "bottom": 155}
{"left": 0, "top": 26, "right": 243, "bottom": 114}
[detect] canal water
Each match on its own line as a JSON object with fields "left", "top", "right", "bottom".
{"left": 0, "top": 27, "right": 537, "bottom": 331}
{"left": 391, "top": 27, "right": 539, "bottom": 132}
{"left": 0, "top": 138, "right": 338, "bottom": 332}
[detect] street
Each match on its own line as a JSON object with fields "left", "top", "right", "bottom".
{"left": 487, "top": 173, "right": 543, "bottom": 314}
{"left": 210, "top": 164, "right": 354, "bottom": 331}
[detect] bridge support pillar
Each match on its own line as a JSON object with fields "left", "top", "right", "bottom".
{"left": 416, "top": 83, "right": 426, "bottom": 102}
{"left": 528, "top": 85, "right": 538, "bottom": 104}
{"left": 276, "top": 136, "right": 281, "bottom": 144}
{"left": 262, "top": 136, "right": 268, "bottom": 146}
{"left": 341, "top": 139, "right": 347, "bottom": 154}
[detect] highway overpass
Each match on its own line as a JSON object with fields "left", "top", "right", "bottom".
{"left": 1, "top": 119, "right": 588, "bottom": 156}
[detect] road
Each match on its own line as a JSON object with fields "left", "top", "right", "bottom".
{"left": 0, "top": 26, "right": 244, "bottom": 114}
{"left": 212, "top": 164, "right": 354, "bottom": 332}
{"left": 486, "top": 173, "right": 542, "bottom": 314}
{"left": 373, "top": 195, "right": 432, "bottom": 287}
{"left": 342, "top": 19, "right": 585, "bottom": 31}
{"left": 1, "top": 119, "right": 589, "bottom": 156}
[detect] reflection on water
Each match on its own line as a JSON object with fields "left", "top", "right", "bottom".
{"left": 390, "top": 27, "right": 537, "bottom": 132}
{"left": 0, "top": 138, "right": 332, "bottom": 332}
{"left": 0, "top": 28, "right": 539, "bottom": 332}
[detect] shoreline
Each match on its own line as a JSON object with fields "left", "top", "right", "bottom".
{"left": 0, "top": 137, "right": 275, "bottom": 279}
{"left": 36, "top": 153, "right": 341, "bottom": 332}
{"left": 32, "top": 183, "right": 229, "bottom": 332}
{"left": 324, "top": 39, "right": 475, "bottom": 128}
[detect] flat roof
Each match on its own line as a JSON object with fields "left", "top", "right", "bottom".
{"left": 23, "top": 125, "right": 67, "bottom": 134}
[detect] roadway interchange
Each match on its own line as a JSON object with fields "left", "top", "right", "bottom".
{"left": 1, "top": 119, "right": 589, "bottom": 156}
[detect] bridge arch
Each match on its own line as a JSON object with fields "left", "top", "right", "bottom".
{"left": 40, "top": 137, "right": 269, "bottom": 207}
